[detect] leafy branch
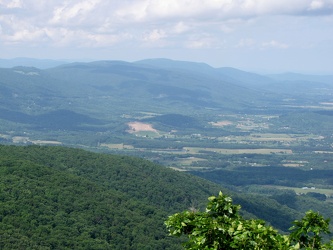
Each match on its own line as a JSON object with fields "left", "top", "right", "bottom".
{"left": 165, "top": 191, "right": 333, "bottom": 250}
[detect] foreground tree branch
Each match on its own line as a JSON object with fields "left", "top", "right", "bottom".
{"left": 165, "top": 191, "right": 333, "bottom": 250}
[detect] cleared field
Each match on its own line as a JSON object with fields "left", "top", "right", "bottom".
{"left": 132, "top": 131, "right": 161, "bottom": 138}
{"left": 272, "top": 186, "right": 333, "bottom": 197}
{"left": 12, "top": 136, "right": 30, "bottom": 143}
{"left": 126, "top": 121, "right": 160, "bottom": 137}
{"left": 12, "top": 136, "right": 62, "bottom": 145}
{"left": 184, "top": 147, "right": 293, "bottom": 155}
{"left": 127, "top": 122, "right": 158, "bottom": 133}
{"left": 282, "top": 160, "right": 308, "bottom": 168}
{"left": 236, "top": 122, "right": 269, "bottom": 130}
{"left": 282, "top": 163, "right": 304, "bottom": 167}
{"left": 100, "top": 143, "right": 134, "bottom": 149}
{"left": 218, "top": 133, "right": 322, "bottom": 143}
{"left": 31, "top": 140, "right": 62, "bottom": 145}
{"left": 247, "top": 133, "right": 296, "bottom": 142}
{"left": 210, "top": 121, "right": 233, "bottom": 127}
{"left": 174, "top": 156, "right": 207, "bottom": 165}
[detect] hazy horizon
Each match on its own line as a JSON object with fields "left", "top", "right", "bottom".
{"left": 1, "top": 56, "right": 333, "bottom": 75}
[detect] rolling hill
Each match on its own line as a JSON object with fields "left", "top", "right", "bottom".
{"left": 0, "top": 145, "right": 320, "bottom": 249}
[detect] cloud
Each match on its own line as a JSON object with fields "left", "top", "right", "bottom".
{"left": 49, "top": 0, "right": 101, "bottom": 26}
{"left": 114, "top": 0, "right": 333, "bottom": 22}
{"left": 309, "top": 0, "right": 325, "bottom": 10}
{"left": 142, "top": 29, "right": 167, "bottom": 42}
{"left": 172, "top": 22, "right": 190, "bottom": 34}
{"left": 0, "top": 0, "right": 23, "bottom": 8}
{"left": 0, "top": 0, "right": 332, "bottom": 49}
{"left": 262, "top": 40, "right": 289, "bottom": 49}
{"left": 1, "top": 28, "right": 48, "bottom": 44}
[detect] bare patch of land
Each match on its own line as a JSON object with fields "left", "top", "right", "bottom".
{"left": 127, "top": 122, "right": 158, "bottom": 133}
{"left": 100, "top": 143, "right": 134, "bottom": 150}
{"left": 210, "top": 121, "right": 233, "bottom": 127}
{"left": 12, "top": 136, "right": 62, "bottom": 145}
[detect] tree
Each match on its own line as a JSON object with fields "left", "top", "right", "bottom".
{"left": 289, "top": 210, "right": 332, "bottom": 249}
{"left": 165, "top": 191, "right": 333, "bottom": 250}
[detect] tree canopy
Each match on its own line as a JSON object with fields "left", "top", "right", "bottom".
{"left": 165, "top": 192, "right": 333, "bottom": 249}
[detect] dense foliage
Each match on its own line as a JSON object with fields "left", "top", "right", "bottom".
{"left": 0, "top": 145, "right": 332, "bottom": 249}
{"left": 0, "top": 145, "right": 222, "bottom": 249}
{"left": 0, "top": 156, "right": 177, "bottom": 249}
{"left": 166, "top": 192, "right": 333, "bottom": 249}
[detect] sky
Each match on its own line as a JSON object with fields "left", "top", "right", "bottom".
{"left": 0, "top": 0, "right": 333, "bottom": 74}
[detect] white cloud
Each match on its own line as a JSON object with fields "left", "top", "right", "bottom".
{"left": 114, "top": 0, "right": 333, "bottom": 22}
{"left": 262, "top": 40, "right": 289, "bottom": 49}
{"left": 309, "top": 0, "right": 325, "bottom": 10}
{"left": 143, "top": 29, "right": 167, "bottom": 42}
{"left": 0, "top": 0, "right": 23, "bottom": 9}
{"left": 0, "top": 27, "right": 49, "bottom": 44}
{"left": 44, "top": 27, "right": 132, "bottom": 47}
{"left": 50, "top": 0, "right": 101, "bottom": 26}
{"left": 172, "top": 22, "right": 190, "bottom": 34}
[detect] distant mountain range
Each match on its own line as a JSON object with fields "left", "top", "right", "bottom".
{"left": 1, "top": 58, "right": 333, "bottom": 133}
{"left": 0, "top": 57, "right": 69, "bottom": 69}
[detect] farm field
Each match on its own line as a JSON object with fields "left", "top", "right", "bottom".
{"left": 218, "top": 133, "right": 322, "bottom": 143}
{"left": 262, "top": 185, "right": 333, "bottom": 204}
{"left": 183, "top": 147, "right": 293, "bottom": 155}
{"left": 100, "top": 143, "right": 134, "bottom": 150}
{"left": 272, "top": 185, "right": 333, "bottom": 198}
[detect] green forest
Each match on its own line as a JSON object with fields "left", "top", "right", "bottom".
{"left": 0, "top": 145, "right": 332, "bottom": 249}
{"left": 0, "top": 145, "right": 211, "bottom": 249}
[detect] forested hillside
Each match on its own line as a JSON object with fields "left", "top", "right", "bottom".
{"left": 0, "top": 145, "right": 327, "bottom": 249}
{"left": 0, "top": 145, "right": 219, "bottom": 249}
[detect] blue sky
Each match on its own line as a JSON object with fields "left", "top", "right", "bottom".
{"left": 1, "top": 0, "right": 333, "bottom": 73}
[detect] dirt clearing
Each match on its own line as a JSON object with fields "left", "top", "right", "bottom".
{"left": 127, "top": 122, "right": 158, "bottom": 133}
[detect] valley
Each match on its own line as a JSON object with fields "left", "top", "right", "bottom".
{"left": 2, "top": 107, "right": 333, "bottom": 203}
{"left": 1, "top": 59, "right": 333, "bottom": 240}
